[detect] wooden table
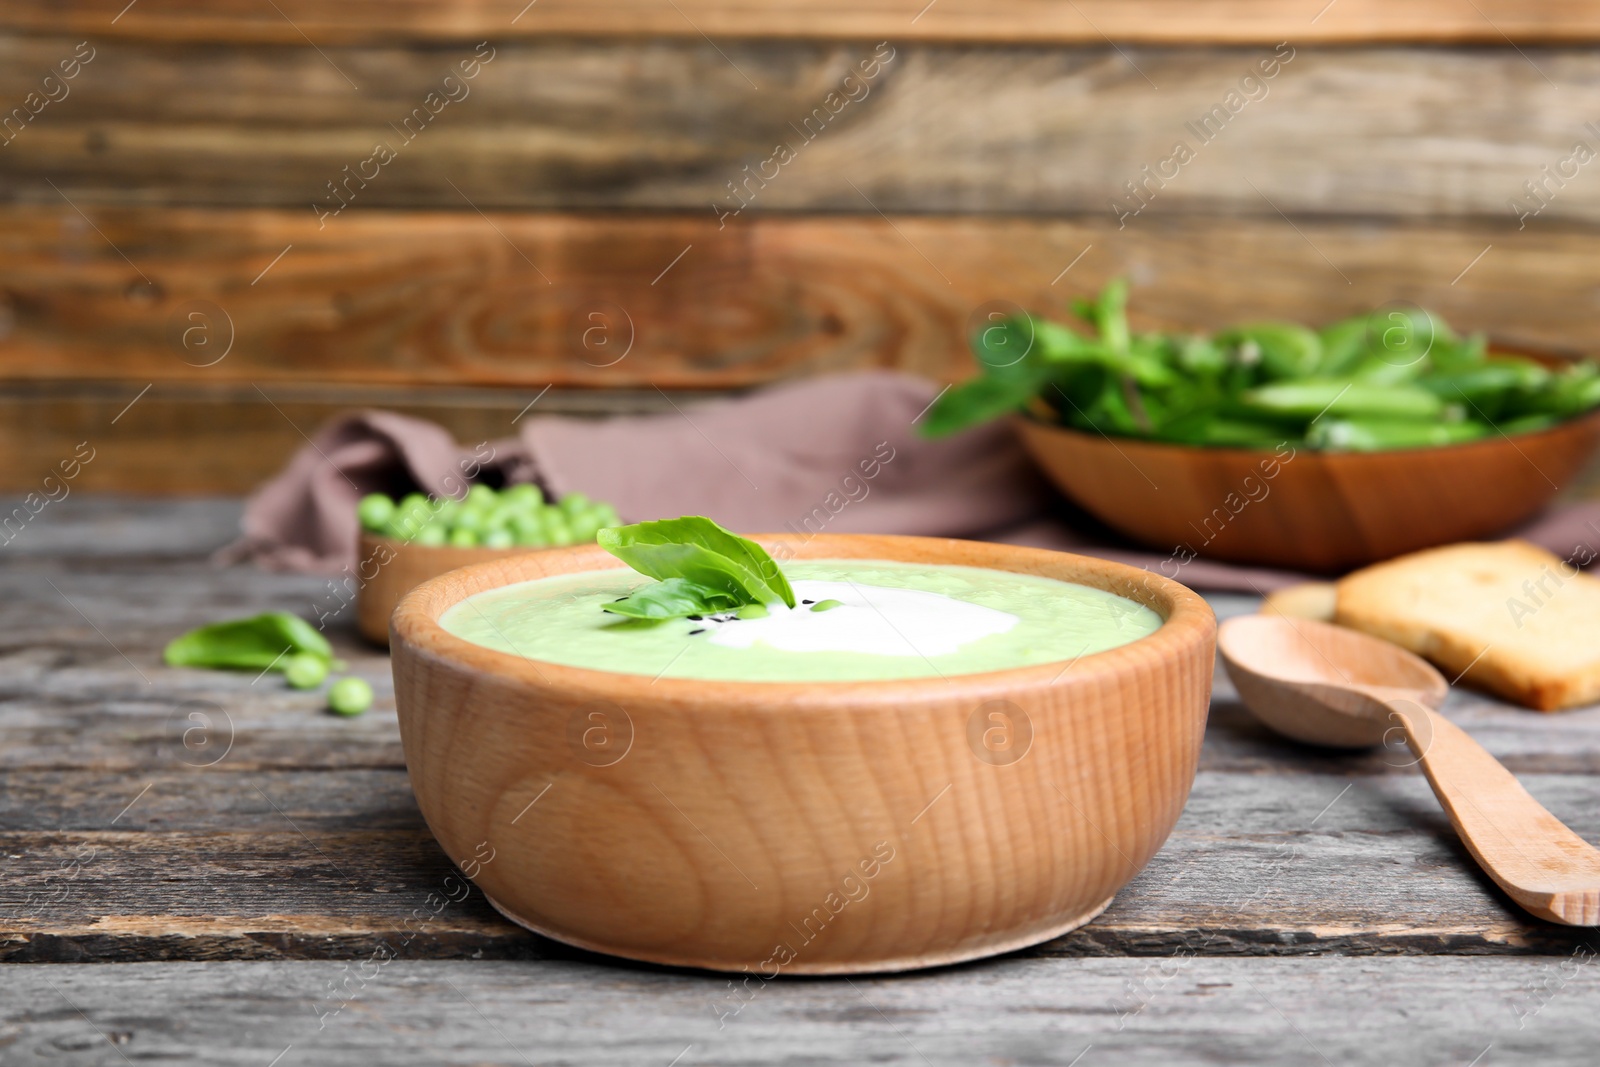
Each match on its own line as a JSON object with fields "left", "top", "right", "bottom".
{"left": 6, "top": 497, "right": 1600, "bottom": 1065}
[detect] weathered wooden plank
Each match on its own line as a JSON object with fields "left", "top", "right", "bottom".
{"left": 6, "top": 38, "right": 1600, "bottom": 224}
{"left": 4, "top": 767, "right": 1598, "bottom": 961}
{"left": 3, "top": 211, "right": 1598, "bottom": 399}
{"left": 8, "top": 0, "right": 1600, "bottom": 44}
{"left": 0, "top": 383, "right": 697, "bottom": 495}
{"left": 6, "top": 498, "right": 1600, "bottom": 773}
{"left": 4, "top": 957, "right": 1595, "bottom": 1065}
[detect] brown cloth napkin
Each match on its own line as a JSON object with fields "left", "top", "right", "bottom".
{"left": 225, "top": 372, "right": 1600, "bottom": 593}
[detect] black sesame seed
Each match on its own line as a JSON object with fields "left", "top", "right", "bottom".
{"left": 687, "top": 615, "right": 703, "bottom": 621}
{"left": 802, "top": 600, "right": 814, "bottom": 605}
{"left": 688, "top": 628, "right": 705, "bottom": 635}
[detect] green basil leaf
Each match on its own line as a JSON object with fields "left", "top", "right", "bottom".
{"left": 602, "top": 577, "right": 738, "bottom": 620}
{"left": 597, "top": 516, "right": 795, "bottom": 609}
{"left": 920, "top": 370, "right": 1051, "bottom": 438}
{"left": 163, "top": 612, "right": 333, "bottom": 670}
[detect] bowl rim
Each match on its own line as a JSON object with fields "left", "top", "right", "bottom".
{"left": 389, "top": 533, "right": 1215, "bottom": 705}
{"left": 1013, "top": 402, "right": 1600, "bottom": 461}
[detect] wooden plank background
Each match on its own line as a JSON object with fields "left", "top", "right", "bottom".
{"left": 4, "top": 11, "right": 1600, "bottom": 491}
{"left": 13, "top": 0, "right": 1600, "bottom": 44}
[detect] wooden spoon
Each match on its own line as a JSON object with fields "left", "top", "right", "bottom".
{"left": 1218, "top": 614, "right": 1600, "bottom": 925}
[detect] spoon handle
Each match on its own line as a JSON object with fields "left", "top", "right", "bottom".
{"left": 1387, "top": 700, "right": 1600, "bottom": 925}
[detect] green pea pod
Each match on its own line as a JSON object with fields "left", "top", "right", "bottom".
{"left": 1167, "top": 416, "right": 1297, "bottom": 449}
{"left": 1175, "top": 335, "right": 1228, "bottom": 377}
{"left": 1496, "top": 414, "right": 1561, "bottom": 436}
{"left": 1241, "top": 380, "right": 1444, "bottom": 421}
{"left": 1307, "top": 418, "right": 1488, "bottom": 452}
{"left": 1074, "top": 277, "right": 1131, "bottom": 355}
{"left": 1420, "top": 360, "right": 1550, "bottom": 420}
{"left": 1429, "top": 332, "right": 1488, "bottom": 372}
{"left": 1218, "top": 323, "right": 1322, "bottom": 381}
{"left": 1516, "top": 363, "right": 1600, "bottom": 419}
{"left": 1316, "top": 316, "right": 1371, "bottom": 376}
{"left": 164, "top": 612, "right": 333, "bottom": 670}
{"left": 1420, "top": 361, "right": 1548, "bottom": 402}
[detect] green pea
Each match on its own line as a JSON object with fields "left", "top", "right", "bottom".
{"left": 568, "top": 507, "right": 610, "bottom": 543}
{"left": 558, "top": 492, "right": 590, "bottom": 516}
{"left": 542, "top": 509, "right": 574, "bottom": 546}
{"left": 810, "top": 599, "right": 844, "bottom": 612}
{"left": 483, "top": 529, "right": 514, "bottom": 549}
{"left": 356, "top": 493, "right": 395, "bottom": 532}
{"left": 452, "top": 508, "right": 488, "bottom": 533}
{"left": 414, "top": 523, "right": 447, "bottom": 547}
{"left": 466, "top": 484, "right": 497, "bottom": 508}
{"left": 284, "top": 653, "right": 330, "bottom": 690}
{"left": 448, "top": 528, "right": 479, "bottom": 548}
{"left": 430, "top": 497, "right": 460, "bottom": 525}
{"left": 385, "top": 505, "right": 430, "bottom": 542}
{"left": 327, "top": 677, "right": 374, "bottom": 717}
{"left": 506, "top": 484, "right": 544, "bottom": 508}
{"left": 511, "top": 514, "right": 547, "bottom": 546}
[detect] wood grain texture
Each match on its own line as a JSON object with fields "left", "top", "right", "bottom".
{"left": 355, "top": 532, "right": 545, "bottom": 646}
{"left": 390, "top": 536, "right": 1216, "bottom": 972}
{"left": 0, "top": 383, "right": 704, "bottom": 494}
{"left": 6, "top": 957, "right": 1600, "bottom": 1066}
{"left": 1016, "top": 410, "right": 1600, "bottom": 572}
{"left": 1221, "top": 615, "right": 1600, "bottom": 926}
{"left": 8, "top": 497, "right": 1600, "bottom": 967}
{"left": 6, "top": 211, "right": 1600, "bottom": 396}
{"left": 10, "top": 38, "right": 1600, "bottom": 224}
{"left": 13, "top": 767, "right": 1600, "bottom": 963}
{"left": 9, "top": 0, "right": 1600, "bottom": 44}
{"left": 1219, "top": 612, "right": 1450, "bottom": 750}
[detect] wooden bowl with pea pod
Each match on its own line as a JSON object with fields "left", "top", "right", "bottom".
{"left": 932, "top": 284, "right": 1600, "bottom": 573}
{"left": 354, "top": 485, "right": 621, "bottom": 645}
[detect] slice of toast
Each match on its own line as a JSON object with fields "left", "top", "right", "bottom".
{"left": 1334, "top": 540, "right": 1600, "bottom": 711}
{"left": 1261, "top": 582, "right": 1337, "bottom": 622}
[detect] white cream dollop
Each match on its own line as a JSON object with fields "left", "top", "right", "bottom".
{"left": 705, "top": 579, "right": 1017, "bottom": 658}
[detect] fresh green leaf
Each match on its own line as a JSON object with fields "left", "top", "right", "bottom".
{"left": 921, "top": 368, "right": 1052, "bottom": 437}
{"left": 163, "top": 612, "right": 333, "bottom": 671}
{"left": 602, "top": 577, "right": 739, "bottom": 620}
{"left": 597, "top": 516, "right": 795, "bottom": 610}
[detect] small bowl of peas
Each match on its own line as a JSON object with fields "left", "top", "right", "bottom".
{"left": 353, "top": 484, "right": 622, "bottom": 646}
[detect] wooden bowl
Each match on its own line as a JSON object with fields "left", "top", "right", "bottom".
{"left": 354, "top": 533, "right": 541, "bottom": 645}
{"left": 1015, "top": 409, "right": 1600, "bottom": 573}
{"left": 389, "top": 534, "right": 1215, "bottom": 974}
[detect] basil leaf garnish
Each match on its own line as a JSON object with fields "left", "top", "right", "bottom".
{"left": 598, "top": 516, "right": 795, "bottom": 619}
{"left": 602, "top": 577, "right": 739, "bottom": 621}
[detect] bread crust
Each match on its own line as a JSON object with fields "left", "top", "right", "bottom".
{"left": 1334, "top": 541, "right": 1600, "bottom": 712}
